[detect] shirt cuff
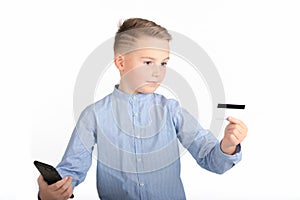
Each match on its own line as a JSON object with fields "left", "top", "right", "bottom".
{"left": 216, "top": 142, "right": 242, "bottom": 164}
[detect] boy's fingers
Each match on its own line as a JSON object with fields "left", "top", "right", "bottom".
{"left": 226, "top": 123, "right": 242, "bottom": 131}
{"left": 62, "top": 183, "right": 73, "bottom": 199}
{"left": 226, "top": 116, "right": 240, "bottom": 124}
{"left": 60, "top": 177, "right": 73, "bottom": 199}
{"left": 227, "top": 125, "right": 244, "bottom": 136}
{"left": 229, "top": 134, "right": 240, "bottom": 145}
{"left": 60, "top": 177, "right": 73, "bottom": 193}
{"left": 49, "top": 177, "right": 68, "bottom": 191}
{"left": 227, "top": 116, "right": 248, "bottom": 130}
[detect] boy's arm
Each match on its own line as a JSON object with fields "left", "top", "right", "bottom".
{"left": 171, "top": 101, "right": 242, "bottom": 174}
{"left": 56, "top": 105, "right": 97, "bottom": 188}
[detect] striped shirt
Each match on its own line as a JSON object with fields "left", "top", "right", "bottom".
{"left": 56, "top": 85, "right": 241, "bottom": 200}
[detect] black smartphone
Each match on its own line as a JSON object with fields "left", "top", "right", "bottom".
{"left": 34, "top": 160, "right": 74, "bottom": 198}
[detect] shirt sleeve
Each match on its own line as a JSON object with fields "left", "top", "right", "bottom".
{"left": 171, "top": 100, "right": 242, "bottom": 174}
{"left": 56, "top": 105, "right": 97, "bottom": 188}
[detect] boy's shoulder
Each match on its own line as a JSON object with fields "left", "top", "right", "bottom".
{"left": 153, "top": 93, "right": 179, "bottom": 106}
{"left": 79, "top": 93, "right": 112, "bottom": 115}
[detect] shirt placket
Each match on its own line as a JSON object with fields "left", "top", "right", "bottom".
{"left": 131, "top": 95, "right": 146, "bottom": 199}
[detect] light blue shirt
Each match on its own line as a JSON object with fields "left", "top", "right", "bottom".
{"left": 56, "top": 85, "right": 241, "bottom": 200}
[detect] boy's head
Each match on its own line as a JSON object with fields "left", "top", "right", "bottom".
{"left": 113, "top": 18, "right": 172, "bottom": 94}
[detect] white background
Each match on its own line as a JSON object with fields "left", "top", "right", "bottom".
{"left": 1, "top": 0, "right": 300, "bottom": 199}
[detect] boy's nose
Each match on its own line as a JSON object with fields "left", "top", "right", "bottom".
{"left": 152, "top": 64, "right": 161, "bottom": 77}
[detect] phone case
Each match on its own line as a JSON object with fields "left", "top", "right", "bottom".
{"left": 34, "top": 160, "right": 62, "bottom": 185}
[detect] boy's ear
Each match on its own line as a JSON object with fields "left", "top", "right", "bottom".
{"left": 114, "top": 54, "right": 125, "bottom": 71}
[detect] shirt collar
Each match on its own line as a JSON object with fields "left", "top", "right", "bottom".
{"left": 112, "top": 84, "right": 154, "bottom": 101}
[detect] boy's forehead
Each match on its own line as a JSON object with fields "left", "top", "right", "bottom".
{"left": 134, "top": 36, "right": 170, "bottom": 52}
{"left": 134, "top": 48, "right": 169, "bottom": 57}
{"left": 123, "top": 37, "right": 170, "bottom": 58}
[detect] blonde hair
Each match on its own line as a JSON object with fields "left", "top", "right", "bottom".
{"left": 114, "top": 18, "right": 172, "bottom": 55}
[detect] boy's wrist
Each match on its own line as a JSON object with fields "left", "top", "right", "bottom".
{"left": 220, "top": 140, "right": 237, "bottom": 155}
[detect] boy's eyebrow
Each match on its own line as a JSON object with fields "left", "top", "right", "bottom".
{"left": 140, "top": 56, "right": 170, "bottom": 61}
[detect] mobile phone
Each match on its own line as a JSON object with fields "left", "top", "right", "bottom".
{"left": 34, "top": 160, "right": 74, "bottom": 198}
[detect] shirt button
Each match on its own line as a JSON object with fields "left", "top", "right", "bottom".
{"left": 139, "top": 182, "right": 144, "bottom": 187}
{"left": 134, "top": 112, "right": 138, "bottom": 117}
{"left": 136, "top": 134, "right": 140, "bottom": 138}
{"left": 137, "top": 157, "right": 142, "bottom": 162}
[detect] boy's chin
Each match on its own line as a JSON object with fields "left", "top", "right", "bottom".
{"left": 136, "top": 85, "right": 159, "bottom": 94}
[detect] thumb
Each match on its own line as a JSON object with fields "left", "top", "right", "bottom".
{"left": 37, "top": 175, "right": 47, "bottom": 187}
{"left": 226, "top": 116, "right": 241, "bottom": 124}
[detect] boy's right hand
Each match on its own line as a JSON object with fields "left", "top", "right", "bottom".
{"left": 37, "top": 175, "right": 73, "bottom": 200}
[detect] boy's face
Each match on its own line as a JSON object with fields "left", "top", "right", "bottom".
{"left": 116, "top": 37, "right": 170, "bottom": 94}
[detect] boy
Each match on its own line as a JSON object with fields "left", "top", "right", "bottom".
{"left": 37, "top": 18, "right": 248, "bottom": 200}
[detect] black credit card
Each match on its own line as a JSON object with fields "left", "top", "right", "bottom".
{"left": 217, "top": 104, "right": 245, "bottom": 109}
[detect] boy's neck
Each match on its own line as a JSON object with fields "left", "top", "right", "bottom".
{"left": 118, "top": 83, "right": 139, "bottom": 95}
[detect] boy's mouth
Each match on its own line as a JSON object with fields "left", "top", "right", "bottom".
{"left": 146, "top": 81, "right": 159, "bottom": 86}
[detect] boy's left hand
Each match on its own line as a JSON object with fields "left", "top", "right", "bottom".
{"left": 221, "top": 116, "right": 248, "bottom": 155}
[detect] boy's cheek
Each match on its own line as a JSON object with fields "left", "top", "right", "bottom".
{"left": 122, "top": 66, "right": 166, "bottom": 91}
{"left": 123, "top": 66, "right": 150, "bottom": 80}
{"left": 122, "top": 72, "right": 147, "bottom": 90}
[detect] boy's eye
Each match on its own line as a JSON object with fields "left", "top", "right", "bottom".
{"left": 161, "top": 62, "right": 168, "bottom": 67}
{"left": 143, "top": 61, "right": 168, "bottom": 67}
{"left": 144, "top": 61, "right": 153, "bottom": 65}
